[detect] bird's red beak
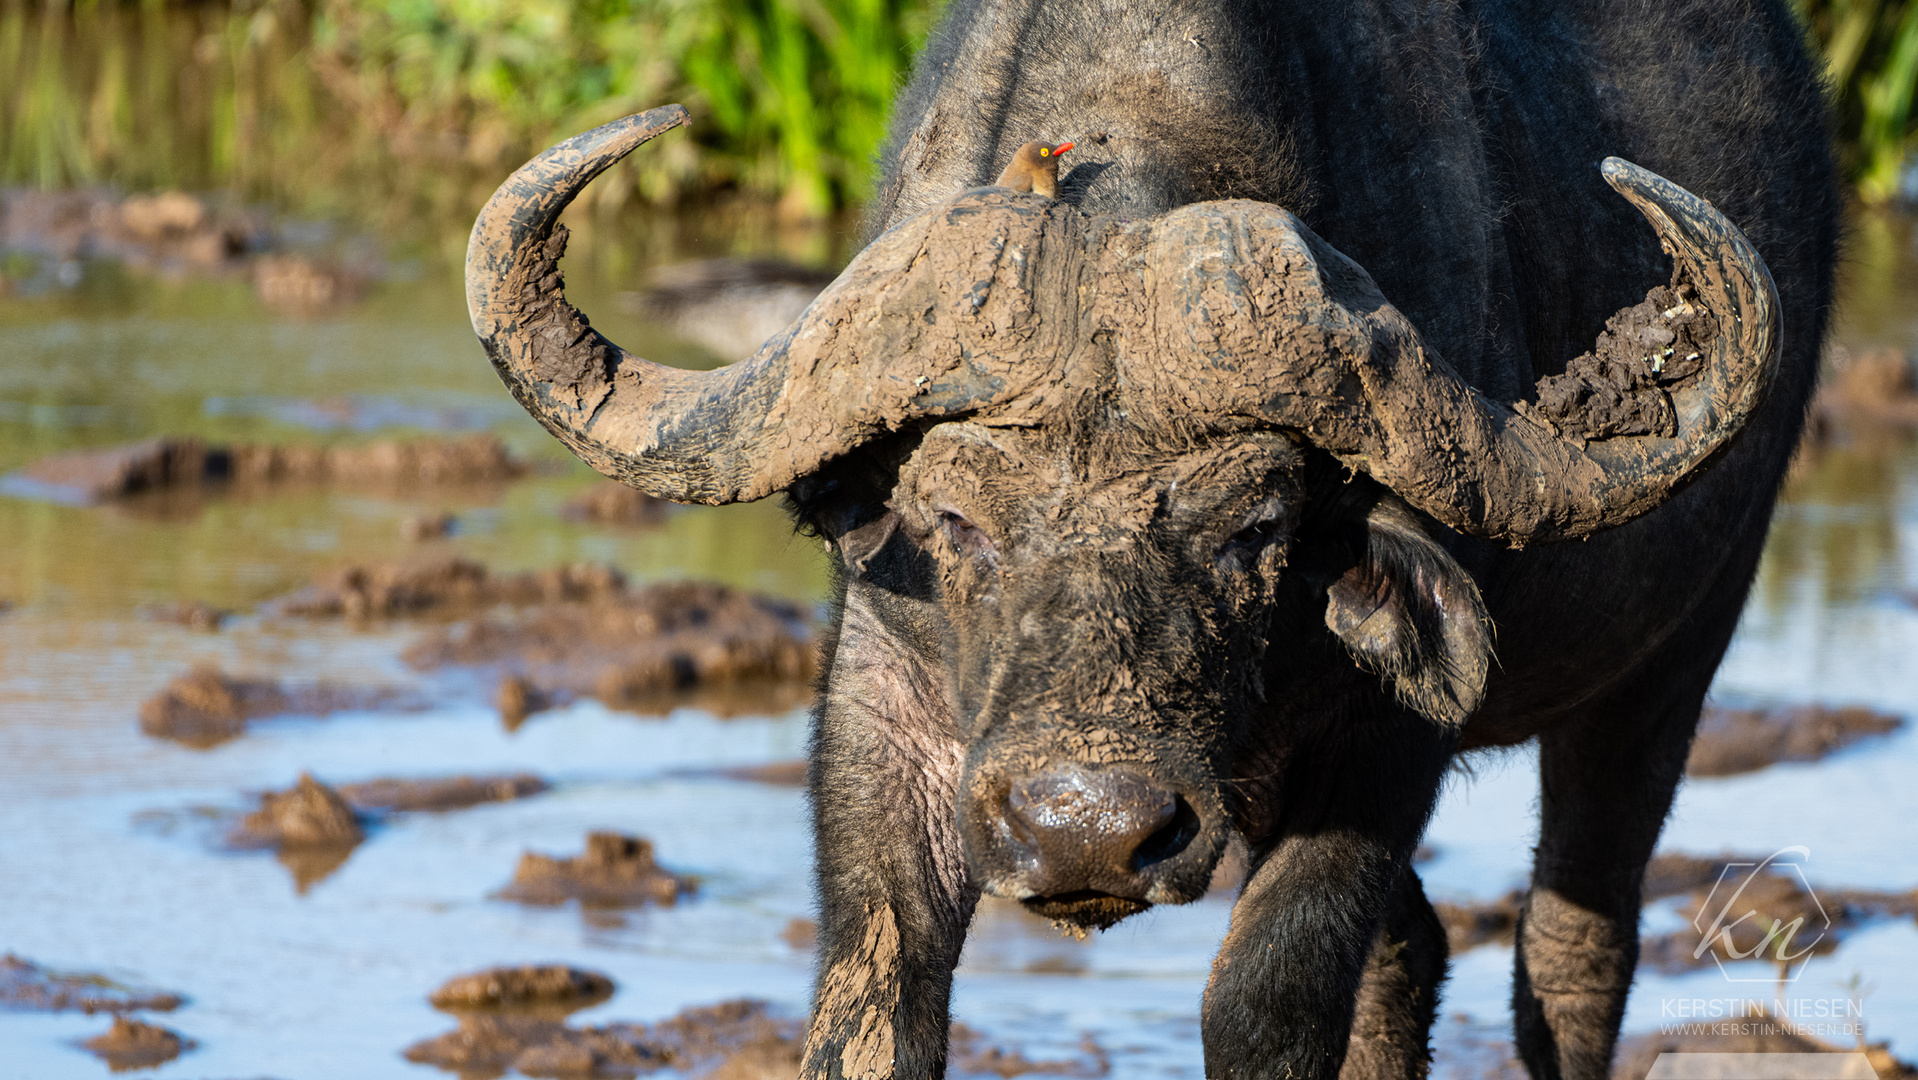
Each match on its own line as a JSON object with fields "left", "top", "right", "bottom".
{"left": 1054, "top": 142, "right": 1074, "bottom": 156}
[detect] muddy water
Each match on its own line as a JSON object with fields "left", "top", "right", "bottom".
{"left": 1, "top": 208, "right": 1916, "bottom": 1076}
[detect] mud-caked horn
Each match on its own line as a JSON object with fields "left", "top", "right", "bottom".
{"left": 1136, "top": 158, "right": 1779, "bottom": 544}
{"left": 465, "top": 106, "right": 1089, "bottom": 504}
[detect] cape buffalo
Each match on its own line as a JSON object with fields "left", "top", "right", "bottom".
{"left": 464, "top": 1, "right": 1837, "bottom": 1077}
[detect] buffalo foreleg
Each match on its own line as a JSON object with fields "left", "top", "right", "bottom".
{"left": 802, "top": 594, "right": 977, "bottom": 1080}
{"left": 1202, "top": 705, "right": 1454, "bottom": 1080}
{"left": 1339, "top": 867, "right": 1448, "bottom": 1080}
{"left": 1512, "top": 657, "right": 1712, "bottom": 1080}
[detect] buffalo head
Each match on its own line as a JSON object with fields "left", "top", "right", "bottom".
{"left": 465, "top": 105, "right": 1778, "bottom": 929}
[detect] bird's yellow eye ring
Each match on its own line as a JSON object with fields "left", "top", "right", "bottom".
{"left": 1039, "top": 147, "right": 1050, "bottom": 157}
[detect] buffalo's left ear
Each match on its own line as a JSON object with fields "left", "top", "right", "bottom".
{"left": 1324, "top": 495, "right": 1492, "bottom": 726}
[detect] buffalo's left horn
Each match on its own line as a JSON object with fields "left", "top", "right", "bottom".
{"left": 1153, "top": 158, "right": 1778, "bottom": 544}
{"left": 465, "top": 106, "right": 1081, "bottom": 504}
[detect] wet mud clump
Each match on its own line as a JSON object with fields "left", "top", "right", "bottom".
{"left": 496, "top": 832, "right": 697, "bottom": 908}
{"left": 405, "top": 997, "right": 800, "bottom": 1079}
{"left": 137, "top": 665, "right": 287, "bottom": 745}
{"left": 779, "top": 918, "right": 818, "bottom": 951}
{"left": 137, "top": 664, "right": 396, "bottom": 747}
{"left": 337, "top": 773, "right": 548, "bottom": 813}
{"left": 1533, "top": 283, "right": 1716, "bottom": 441}
{"left": 949, "top": 1025, "right": 1111, "bottom": 1078}
{"left": 1812, "top": 346, "right": 1918, "bottom": 429}
{"left": 81, "top": 1016, "right": 194, "bottom": 1070}
{"left": 429, "top": 965, "right": 614, "bottom": 1015}
{"left": 5, "top": 433, "right": 525, "bottom": 504}
{"left": 403, "top": 579, "right": 815, "bottom": 718}
{"left": 253, "top": 253, "right": 365, "bottom": 313}
{"left": 714, "top": 760, "right": 809, "bottom": 786}
{"left": 401, "top": 511, "right": 458, "bottom": 541}
{"left": 563, "top": 481, "right": 672, "bottom": 527}
{"left": 226, "top": 773, "right": 364, "bottom": 891}
{"left": 1688, "top": 703, "right": 1904, "bottom": 776}
{"left": 136, "top": 599, "right": 229, "bottom": 631}
{"left": 228, "top": 773, "right": 365, "bottom": 848}
{"left": 496, "top": 674, "right": 552, "bottom": 729}
{"left": 1433, "top": 890, "right": 1524, "bottom": 953}
{"left": 276, "top": 557, "right": 623, "bottom": 620}
{"left": 621, "top": 258, "right": 833, "bottom": 359}
{"left": 0, "top": 188, "right": 258, "bottom": 275}
{"left": 0, "top": 954, "right": 183, "bottom": 1013}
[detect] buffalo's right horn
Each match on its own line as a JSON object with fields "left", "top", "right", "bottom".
{"left": 1140, "top": 159, "right": 1779, "bottom": 544}
{"left": 464, "top": 106, "right": 1086, "bottom": 505}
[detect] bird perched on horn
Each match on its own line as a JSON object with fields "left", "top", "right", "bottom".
{"left": 994, "top": 140, "right": 1074, "bottom": 198}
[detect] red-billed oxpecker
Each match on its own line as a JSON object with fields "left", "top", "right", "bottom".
{"left": 994, "top": 140, "right": 1074, "bottom": 198}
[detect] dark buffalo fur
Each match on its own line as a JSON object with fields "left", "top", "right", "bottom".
{"left": 793, "top": 3, "right": 1838, "bottom": 1079}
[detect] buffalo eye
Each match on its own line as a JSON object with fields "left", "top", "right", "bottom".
{"left": 1218, "top": 514, "right": 1285, "bottom": 570}
{"left": 937, "top": 508, "right": 994, "bottom": 557}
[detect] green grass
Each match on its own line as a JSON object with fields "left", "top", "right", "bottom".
{"left": 0, "top": 0, "right": 939, "bottom": 225}
{"left": 1797, "top": 0, "right": 1918, "bottom": 202}
{"left": 2, "top": 0, "right": 1915, "bottom": 222}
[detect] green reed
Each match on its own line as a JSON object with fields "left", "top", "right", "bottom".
{"left": 0, "top": 0, "right": 936, "bottom": 226}
{"left": 1797, "top": 0, "right": 1918, "bottom": 202}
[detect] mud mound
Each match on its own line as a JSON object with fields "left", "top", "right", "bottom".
{"left": 779, "top": 918, "right": 818, "bottom": 951}
{"left": 949, "top": 1025, "right": 1110, "bottom": 1078}
{"left": 0, "top": 188, "right": 258, "bottom": 272}
{"left": 404, "top": 997, "right": 799, "bottom": 1079}
{"left": 1614, "top": 1027, "right": 1914, "bottom": 1080}
{"left": 6, "top": 436, "right": 213, "bottom": 504}
{"left": 715, "top": 761, "right": 808, "bottom": 786}
{"left": 338, "top": 773, "right": 548, "bottom": 813}
{"left": 428, "top": 966, "right": 614, "bottom": 1013}
{"left": 622, "top": 258, "right": 833, "bottom": 359}
{"left": 228, "top": 773, "right": 365, "bottom": 849}
{"left": 496, "top": 832, "right": 697, "bottom": 908}
{"left": 404, "top": 579, "right": 815, "bottom": 717}
{"left": 1534, "top": 283, "right": 1716, "bottom": 441}
{"left": 564, "top": 481, "right": 671, "bottom": 527}
{"left": 223, "top": 773, "right": 365, "bottom": 893}
{"left": 1642, "top": 851, "right": 1769, "bottom": 899}
{"left": 4, "top": 434, "right": 525, "bottom": 504}
{"left": 1433, "top": 890, "right": 1524, "bottom": 953}
{"left": 253, "top": 252, "right": 364, "bottom": 313}
{"left": 1689, "top": 703, "right": 1904, "bottom": 776}
{"left": 137, "top": 599, "right": 229, "bottom": 631}
{"left": 401, "top": 511, "right": 457, "bottom": 541}
{"left": 137, "top": 665, "right": 286, "bottom": 746}
{"left": 81, "top": 1016, "right": 193, "bottom": 1070}
{"left": 137, "top": 664, "right": 396, "bottom": 747}
{"left": 0, "top": 955, "right": 183, "bottom": 1014}
{"left": 276, "top": 557, "right": 623, "bottom": 619}
{"left": 223, "top": 434, "right": 524, "bottom": 487}
{"left": 497, "top": 674, "right": 552, "bottom": 729}
{"left": 1816, "top": 345, "right": 1918, "bottom": 427}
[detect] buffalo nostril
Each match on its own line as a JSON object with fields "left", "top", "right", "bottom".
{"left": 1131, "top": 794, "right": 1199, "bottom": 869}
{"left": 1003, "top": 765, "right": 1187, "bottom": 889}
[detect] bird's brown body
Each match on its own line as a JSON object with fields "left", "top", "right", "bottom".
{"left": 994, "top": 140, "right": 1073, "bottom": 198}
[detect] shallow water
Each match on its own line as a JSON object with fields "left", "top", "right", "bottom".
{"left": 1, "top": 207, "right": 1916, "bottom": 1077}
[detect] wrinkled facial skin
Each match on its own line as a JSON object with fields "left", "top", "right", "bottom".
{"left": 804, "top": 422, "right": 1319, "bottom": 931}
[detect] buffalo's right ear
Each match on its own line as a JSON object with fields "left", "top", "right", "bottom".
{"left": 1323, "top": 494, "right": 1492, "bottom": 726}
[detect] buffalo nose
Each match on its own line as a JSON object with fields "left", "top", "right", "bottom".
{"left": 1003, "top": 764, "right": 1196, "bottom": 896}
